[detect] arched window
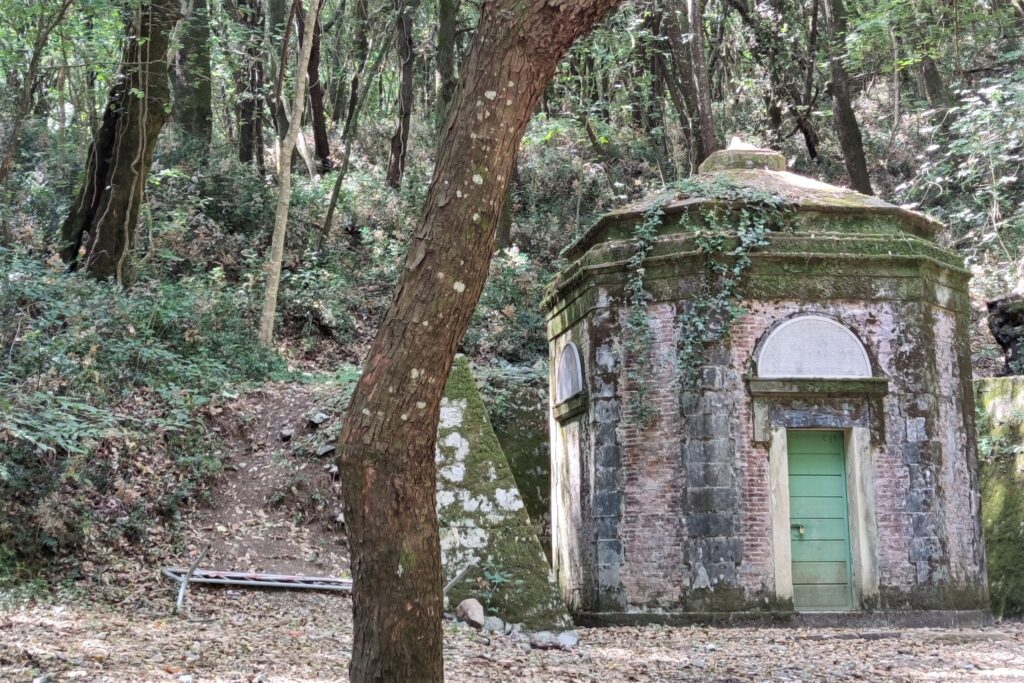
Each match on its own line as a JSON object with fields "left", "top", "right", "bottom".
{"left": 556, "top": 343, "right": 585, "bottom": 403}
{"left": 757, "top": 315, "right": 871, "bottom": 378}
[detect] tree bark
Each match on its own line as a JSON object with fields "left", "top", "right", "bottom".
{"left": 171, "top": 0, "right": 213, "bottom": 157}
{"left": 385, "top": 0, "right": 421, "bottom": 189}
{"left": 297, "top": 0, "right": 333, "bottom": 171}
{"left": 333, "top": 0, "right": 623, "bottom": 679}
{"left": 341, "top": 0, "right": 370, "bottom": 131}
{"left": 232, "top": 0, "right": 266, "bottom": 172}
{"left": 258, "top": 0, "right": 321, "bottom": 346}
{"left": 435, "top": 0, "right": 458, "bottom": 131}
{"left": 663, "top": 0, "right": 717, "bottom": 164}
{"left": 59, "top": 0, "right": 179, "bottom": 282}
{"left": 823, "top": 0, "right": 872, "bottom": 194}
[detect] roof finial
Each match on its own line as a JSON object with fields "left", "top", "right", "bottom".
{"left": 727, "top": 136, "right": 760, "bottom": 151}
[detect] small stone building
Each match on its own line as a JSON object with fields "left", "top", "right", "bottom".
{"left": 543, "top": 144, "right": 988, "bottom": 620}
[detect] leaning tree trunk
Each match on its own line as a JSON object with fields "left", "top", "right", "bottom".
{"left": 258, "top": 0, "right": 321, "bottom": 346}
{"left": 385, "top": 0, "right": 420, "bottom": 189}
{"left": 171, "top": 0, "right": 213, "bottom": 158}
{"left": 334, "top": 0, "right": 623, "bottom": 679}
{"left": 59, "top": 0, "right": 179, "bottom": 282}
{"left": 824, "top": 0, "right": 872, "bottom": 194}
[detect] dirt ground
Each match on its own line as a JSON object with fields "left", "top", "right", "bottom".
{"left": 5, "top": 383, "right": 1022, "bottom": 682}
{"left": 1, "top": 590, "right": 1023, "bottom": 682}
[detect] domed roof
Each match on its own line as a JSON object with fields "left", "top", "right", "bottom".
{"left": 562, "top": 141, "right": 941, "bottom": 262}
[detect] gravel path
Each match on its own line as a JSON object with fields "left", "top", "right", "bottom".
{"left": 2, "top": 590, "right": 1022, "bottom": 682}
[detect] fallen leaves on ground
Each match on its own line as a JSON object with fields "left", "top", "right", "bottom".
{"left": 2, "top": 589, "right": 1023, "bottom": 682}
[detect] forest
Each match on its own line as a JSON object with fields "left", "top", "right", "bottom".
{"left": 1, "top": 0, "right": 1024, "bottom": 679}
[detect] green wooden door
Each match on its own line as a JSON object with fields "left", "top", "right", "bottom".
{"left": 787, "top": 430, "right": 853, "bottom": 611}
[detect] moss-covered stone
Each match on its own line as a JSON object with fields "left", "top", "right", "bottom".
{"left": 474, "top": 364, "right": 551, "bottom": 549}
{"left": 976, "top": 377, "right": 1024, "bottom": 617}
{"left": 437, "top": 356, "right": 570, "bottom": 630}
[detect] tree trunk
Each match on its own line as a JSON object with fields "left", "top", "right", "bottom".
{"left": 234, "top": 0, "right": 266, "bottom": 172}
{"left": 334, "top": 0, "right": 623, "bottom": 679}
{"left": 258, "top": 0, "right": 321, "bottom": 346}
{"left": 0, "top": 0, "right": 74, "bottom": 190}
{"left": 823, "top": 0, "right": 872, "bottom": 194}
{"left": 435, "top": 0, "right": 458, "bottom": 131}
{"left": 59, "top": 0, "right": 179, "bottom": 282}
{"left": 297, "top": 0, "right": 333, "bottom": 171}
{"left": 663, "top": 0, "right": 717, "bottom": 164}
{"left": 385, "top": 0, "right": 421, "bottom": 189}
{"left": 686, "top": 0, "right": 717, "bottom": 161}
{"left": 341, "top": 0, "right": 369, "bottom": 131}
{"left": 171, "top": 0, "right": 213, "bottom": 157}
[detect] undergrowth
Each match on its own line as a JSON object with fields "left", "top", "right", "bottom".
{"left": 0, "top": 248, "right": 282, "bottom": 576}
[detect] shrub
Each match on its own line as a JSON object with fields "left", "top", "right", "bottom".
{"left": 0, "top": 248, "right": 282, "bottom": 567}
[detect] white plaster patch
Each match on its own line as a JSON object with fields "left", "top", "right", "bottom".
{"left": 440, "top": 461, "right": 466, "bottom": 482}
{"left": 495, "top": 488, "right": 524, "bottom": 511}
{"left": 443, "top": 431, "right": 470, "bottom": 461}
{"left": 438, "top": 398, "right": 466, "bottom": 429}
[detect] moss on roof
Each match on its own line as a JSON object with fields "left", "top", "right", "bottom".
{"left": 563, "top": 167, "right": 942, "bottom": 262}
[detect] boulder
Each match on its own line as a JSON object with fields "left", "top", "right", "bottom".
{"left": 988, "top": 295, "right": 1024, "bottom": 375}
{"left": 455, "top": 598, "right": 485, "bottom": 628}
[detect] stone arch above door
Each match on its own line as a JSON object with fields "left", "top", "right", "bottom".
{"left": 756, "top": 315, "right": 872, "bottom": 379}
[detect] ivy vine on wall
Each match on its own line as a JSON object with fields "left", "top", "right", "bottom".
{"left": 621, "top": 176, "right": 791, "bottom": 424}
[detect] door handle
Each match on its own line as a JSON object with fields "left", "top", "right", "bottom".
{"left": 791, "top": 523, "right": 806, "bottom": 536}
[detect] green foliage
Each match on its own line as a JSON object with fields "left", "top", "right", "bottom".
{"left": 673, "top": 177, "right": 783, "bottom": 393}
{"left": 899, "top": 68, "right": 1024, "bottom": 296}
{"left": 622, "top": 200, "right": 661, "bottom": 428}
{"left": 976, "top": 382, "right": 1024, "bottom": 617}
{"left": 464, "top": 247, "right": 548, "bottom": 362}
{"left": 0, "top": 248, "right": 282, "bottom": 563}
{"left": 620, "top": 178, "right": 783, "bottom": 423}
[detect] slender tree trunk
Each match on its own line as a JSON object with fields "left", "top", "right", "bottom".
{"left": 342, "top": 0, "right": 369, "bottom": 132}
{"left": 334, "top": 0, "right": 623, "bottom": 679}
{"left": 0, "top": 0, "right": 74, "bottom": 190}
{"left": 234, "top": 0, "right": 266, "bottom": 172}
{"left": 59, "top": 0, "right": 179, "bottom": 282}
{"left": 687, "top": 0, "right": 717, "bottom": 161}
{"left": 171, "top": 0, "right": 213, "bottom": 158}
{"left": 318, "top": 21, "right": 393, "bottom": 247}
{"left": 823, "top": 0, "right": 872, "bottom": 194}
{"left": 297, "top": 0, "right": 333, "bottom": 171}
{"left": 258, "top": 0, "right": 321, "bottom": 346}
{"left": 385, "top": 0, "right": 420, "bottom": 189}
{"left": 435, "top": 0, "right": 458, "bottom": 131}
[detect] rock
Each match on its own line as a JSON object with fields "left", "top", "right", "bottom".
{"left": 279, "top": 428, "right": 295, "bottom": 442}
{"left": 483, "top": 616, "right": 505, "bottom": 633}
{"left": 988, "top": 295, "right": 1024, "bottom": 375}
{"left": 556, "top": 630, "right": 580, "bottom": 649}
{"left": 530, "top": 630, "right": 580, "bottom": 650}
{"left": 32, "top": 675, "right": 54, "bottom": 683}
{"left": 316, "top": 443, "right": 336, "bottom": 458}
{"left": 308, "top": 412, "right": 330, "bottom": 428}
{"left": 178, "top": 675, "right": 193, "bottom": 683}
{"left": 455, "top": 598, "right": 485, "bottom": 628}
